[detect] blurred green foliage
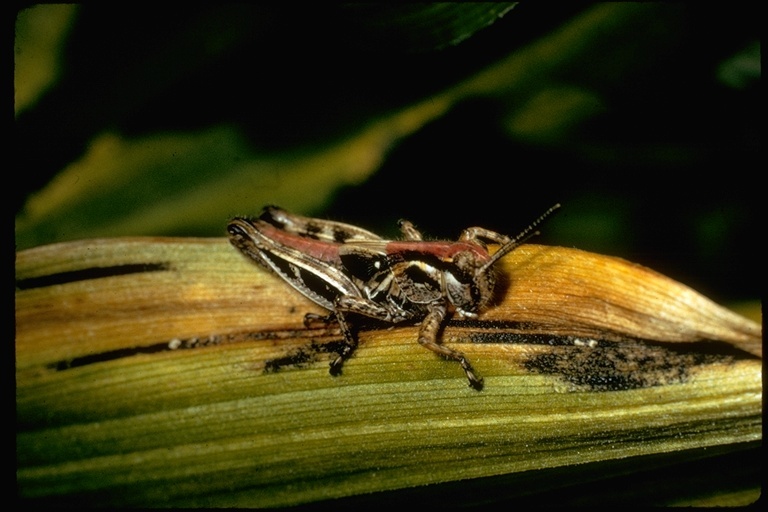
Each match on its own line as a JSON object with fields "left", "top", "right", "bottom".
{"left": 15, "top": 3, "right": 760, "bottom": 301}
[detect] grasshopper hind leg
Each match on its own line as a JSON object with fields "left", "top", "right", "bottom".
{"left": 327, "top": 295, "right": 403, "bottom": 379}
{"left": 327, "top": 309, "right": 359, "bottom": 377}
{"left": 303, "top": 311, "right": 357, "bottom": 376}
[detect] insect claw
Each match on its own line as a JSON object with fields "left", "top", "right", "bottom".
{"left": 329, "top": 336, "right": 357, "bottom": 377}
{"left": 460, "top": 357, "right": 484, "bottom": 391}
{"left": 468, "top": 376, "right": 484, "bottom": 391}
{"left": 329, "top": 357, "right": 344, "bottom": 376}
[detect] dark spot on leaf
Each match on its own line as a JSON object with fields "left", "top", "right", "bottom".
{"left": 264, "top": 340, "right": 349, "bottom": 373}
{"left": 16, "top": 262, "right": 171, "bottom": 289}
{"left": 523, "top": 342, "right": 732, "bottom": 392}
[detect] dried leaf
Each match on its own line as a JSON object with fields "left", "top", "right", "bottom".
{"left": 16, "top": 238, "right": 761, "bottom": 506}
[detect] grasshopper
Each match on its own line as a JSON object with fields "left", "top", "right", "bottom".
{"left": 228, "top": 204, "right": 559, "bottom": 390}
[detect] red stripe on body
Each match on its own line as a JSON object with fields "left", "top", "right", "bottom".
{"left": 256, "top": 222, "right": 343, "bottom": 264}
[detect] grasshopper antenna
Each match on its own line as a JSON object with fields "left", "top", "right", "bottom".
{"left": 482, "top": 203, "right": 561, "bottom": 272}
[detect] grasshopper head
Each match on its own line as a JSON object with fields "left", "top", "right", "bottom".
{"left": 446, "top": 203, "right": 561, "bottom": 318}
{"left": 445, "top": 250, "right": 497, "bottom": 318}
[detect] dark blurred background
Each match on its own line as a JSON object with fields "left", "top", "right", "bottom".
{"left": 14, "top": 3, "right": 760, "bottom": 303}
